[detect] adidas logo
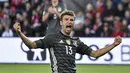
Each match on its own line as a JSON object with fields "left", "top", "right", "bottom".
{"left": 59, "top": 40, "right": 64, "bottom": 43}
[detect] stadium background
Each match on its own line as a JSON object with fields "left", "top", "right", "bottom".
{"left": 0, "top": 0, "right": 130, "bottom": 73}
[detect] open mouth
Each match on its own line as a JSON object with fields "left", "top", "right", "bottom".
{"left": 66, "top": 25, "right": 72, "bottom": 31}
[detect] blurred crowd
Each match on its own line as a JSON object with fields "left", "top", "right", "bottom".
{"left": 73, "top": 0, "right": 130, "bottom": 37}
{"left": 0, "top": 0, "right": 50, "bottom": 37}
{"left": 0, "top": 0, "right": 130, "bottom": 37}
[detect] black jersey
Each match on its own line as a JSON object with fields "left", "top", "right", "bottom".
{"left": 35, "top": 32, "right": 92, "bottom": 73}
{"left": 43, "top": 3, "right": 65, "bottom": 34}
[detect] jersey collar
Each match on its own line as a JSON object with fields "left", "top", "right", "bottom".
{"left": 60, "top": 31, "right": 70, "bottom": 38}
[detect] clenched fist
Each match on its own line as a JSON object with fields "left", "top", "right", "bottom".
{"left": 13, "top": 22, "right": 21, "bottom": 33}
{"left": 48, "top": 7, "right": 56, "bottom": 14}
{"left": 113, "top": 36, "right": 122, "bottom": 46}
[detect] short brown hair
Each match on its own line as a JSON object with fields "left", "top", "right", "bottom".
{"left": 60, "top": 10, "right": 75, "bottom": 21}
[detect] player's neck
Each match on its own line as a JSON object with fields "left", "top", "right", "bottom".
{"left": 61, "top": 30, "right": 70, "bottom": 37}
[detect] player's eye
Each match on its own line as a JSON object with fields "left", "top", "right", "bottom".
{"left": 70, "top": 19, "right": 74, "bottom": 21}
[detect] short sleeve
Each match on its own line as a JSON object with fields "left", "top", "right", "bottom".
{"left": 35, "top": 39, "right": 45, "bottom": 49}
{"left": 34, "top": 34, "right": 54, "bottom": 49}
{"left": 57, "top": 3, "right": 66, "bottom": 13}
{"left": 76, "top": 39, "right": 93, "bottom": 56}
{"left": 42, "top": 5, "right": 49, "bottom": 16}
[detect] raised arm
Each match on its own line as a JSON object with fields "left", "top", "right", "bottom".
{"left": 90, "top": 36, "right": 122, "bottom": 58}
{"left": 42, "top": 2, "right": 66, "bottom": 22}
{"left": 42, "top": 11, "right": 49, "bottom": 22}
{"left": 52, "top": 3, "right": 66, "bottom": 18}
{"left": 13, "top": 22, "right": 37, "bottom": 49}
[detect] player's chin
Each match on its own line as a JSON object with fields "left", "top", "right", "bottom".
{"left": 66, "top": 30, "right": 71, "bottom": 35}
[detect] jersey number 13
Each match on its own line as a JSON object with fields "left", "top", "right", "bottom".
{"left": 65, "top": 46, "right": 73, "bottom": 55}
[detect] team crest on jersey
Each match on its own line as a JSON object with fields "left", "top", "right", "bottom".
{"left": 57, "top": 7, "right": 62, "bottom": 12}
{"left": 66, "top": 40, "right": 71, "bottom": 45}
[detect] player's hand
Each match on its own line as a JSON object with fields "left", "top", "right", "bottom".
{"left": 113, "top": 36, "right": 122, "bottom": 46}
{"left": 48, "top": 7, "right": 57, "bottom": 14}
{"left": 13, "top": 22, "right": 21, "bottom": 33}
{"left": 48, "top": 7, "right": 54, "bottom": 14}
{"left": 52, "top": 7, "right": 57, "bottom": 13}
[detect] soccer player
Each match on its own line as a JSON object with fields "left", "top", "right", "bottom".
{"left": 13, "top": 10, "right": 122, "bottom": 73}
{"left": 42, "top": 0, "right": 66, "bottom": 34}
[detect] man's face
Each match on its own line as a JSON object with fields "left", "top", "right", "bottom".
{"left": 51, "top": 0, "right": 59, "bottom": 7}
{"left": 61, "top": 15, "right": 75, "bottom": 35}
